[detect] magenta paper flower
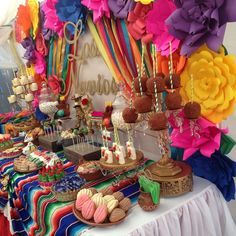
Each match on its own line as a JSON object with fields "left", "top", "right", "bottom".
{"left": 35, "top": 51, "right": 46, "bottom": 75}
{"left": 42, "top": 0, "right": 64, "bottom": 37}
{"left": 146, "top": 0, "right": 180, "bottom": 56}
{"left": 82, "top": 0, "right": 110, "bottom": 22}
{"left": 166, "top": 0, "right": 236, "bottom": 56}
{"left": 169, "top": 112, "right": 228, "bottom": 160}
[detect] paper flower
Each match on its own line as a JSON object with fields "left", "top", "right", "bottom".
{"left": 42, "top": 0, "right": 65, "bottom": 37}
{"left": 21, "top": 37, "right": 36, "bottom": 64}
{"left": 127, "top": 2, "right": 153, "bottom": 42}
{"left": 15, "top": 5, "right": 32, "bottom": 42}
{"left": 166, "top": 0, "right": 236, "bottom": 56}
{"left": 157, "top": 49, "right": 186, "bottom": 75}
{"left": 39, "top": 2, "right": 55, "bottom": 40}
{"left": 36, "top": 33, "right": 48, "bottom": 56}
{"left": 48, "top": 75, "right": 62, "bottom": 95}
{"left": 35, "top": 51, "right": 46, "bottom": 75}
{"left": 180, "top": 45, "right": 236, "bottom": 124}
{"left": 146, "top": 0, "right": 180, "bottom": 56}
{"left": 170, "top": 112, "right": 228, "bottom": 160}
{"left": 186, "top": 150, "right": 236, "bottom": 201}
{"left": 27, "top": 0, "right": 39, "bottom": 39}
{"left": 135, "top": 0, "right": 153, "bottom": 4}
{"left": 108, "top": 0, "right": 135, "bottom": 19}
{"left": 82, "top": 0, "right": 110, "bottom": 23}
{"left": 55, "top": 0, "right": 87, "bottom": 35}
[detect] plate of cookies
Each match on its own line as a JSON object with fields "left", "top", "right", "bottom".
{"left": 73, "top": 187, "right": 132, "bottom": 227}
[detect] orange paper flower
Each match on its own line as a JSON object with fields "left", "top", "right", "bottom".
{"left": 16, "top": 5, "right": 32, "bottom": 41}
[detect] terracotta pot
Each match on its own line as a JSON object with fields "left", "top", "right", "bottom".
{"left": 138, "top": 188, "right": 159, "bottom": 211}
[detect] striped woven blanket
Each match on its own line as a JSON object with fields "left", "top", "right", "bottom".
{"left": 0, "top": 152, "right": 153, "bottom": 236}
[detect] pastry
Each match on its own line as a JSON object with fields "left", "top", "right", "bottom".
{"left": 92, "top": 194, "right": 106, "bottom": 208}
{"left": 109, "top": 208, "right": 126, "bottom": 223}
{"left": 134, "top": 95, "right": 152, "bottom": 113}
{"left": 76, "top": 194, "right": 91, "bottom": 211}
{"left": 89, "top": 188, "right": 98, "bottom": 195}
{"left": 119, "top": 197, "right": 132, "bottom": 212}
{"left": 81, "top": 200, "right": 96, "bottom": 220}
{"left": 99, "top": 186, "right": 113, "bottom": 196}
{"left": 93, "top": 205, "right": 108, "bottom": 224}
{"left": 107, "top": 199, "right": 119, "bottom": 213}
{"left": 166, "top": 91, "right": 182, "bottom": 110}
{"left": 77, "top": 189, "right": 93, "bottom": 198}
{"left": 113, "top": 192, "right": 124, "bottom": 202}
{"left": 122, "top": 107, "right": 138, "bottom": 123}
{"left": 183, "top": 102, "right": 201, "bottom": 119}
{"left": 148, "top": 113, "right": 167, "bottom": 131}
{"left": 103, "top": 195, "right": 116, "bottom": 204}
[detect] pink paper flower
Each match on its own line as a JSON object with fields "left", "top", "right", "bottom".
{"left": 146, "top": 0, "right": 180, "bottom": 56}
{"left": 82, "top": 0, "right": 110, "bottom": 23}
{"left": 42, "top": 0, "right": 64, "bottom": 37}
{"left": 169, "top": 112, "right": 228, "bottom": 160}
{"left": 35, "top": 51, "right": 46, "bottom": 75}
{"left": 48, "top": 75, "right": 61, "bottom": 95}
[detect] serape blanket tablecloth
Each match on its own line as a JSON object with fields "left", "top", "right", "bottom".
{"left": 0, "top": 152, "right": 153, "bottom": 236}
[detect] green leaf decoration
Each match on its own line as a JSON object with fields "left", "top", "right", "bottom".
{"left": 220, "top": 133, "right": 236, "bottom": 155}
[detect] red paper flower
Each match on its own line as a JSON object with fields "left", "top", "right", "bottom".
{"left": 48, "top": 75, "right": 61, "bottom": 95}
{"left": 81, "top": 98, "right": 89, "bottom": 106}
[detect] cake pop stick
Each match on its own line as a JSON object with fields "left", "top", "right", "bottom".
{"left": 169, "top": 41, "right": 173, "bottom": 74}
{"left": 190, "top": 74, "right": 194, "bottom": 103}
{"left": 130, "top": 79, "right": 135, "bottom": 109}
{"left": 154, "top": 82, "right": 159, "bottom": 113}
{"left": 168, "top": 61, "right": 174, "bottom": 91}
{"left": 152, "top": 44, "right": 156, "bottom": 78}
{"left": 136, "top": 64, "right": 143, "bottom": 96}
{"left": 155, "top": 45, "right": 158, "bottom": 74}
{"left": 141, "top": 43, "right": 145, "bottom": 76}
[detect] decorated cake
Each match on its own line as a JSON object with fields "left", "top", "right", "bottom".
{"left": 0, "top": 134, "right": 13, "bottom": 151}
{"left": 74, "top": 188, "right": 132, "bottom": 225}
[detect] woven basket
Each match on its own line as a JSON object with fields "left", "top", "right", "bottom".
{"left": 51, "top": 187, "right": 80, "bottom": 202}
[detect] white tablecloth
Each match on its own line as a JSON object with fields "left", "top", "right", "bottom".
{"left": 81, "top": 176, "right": 236, "bottom": 236}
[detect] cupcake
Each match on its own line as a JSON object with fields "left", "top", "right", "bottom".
{"left": 134, "top": 76, "right": 148, "bottom": 93}
{"left": 183, "top": 102, "right": 201, "bottom": 119}
{"left": 148, "top": 113, "right": 167, "bottom": 131}
{"left": 146, "top": 74, "right": 165, "bottom": 94}
{"left": 134, "top": 95, "right": 152, "bottom": 113}
{"left": 122, "top": 107, "right": 138, "bottom": 123}
{"left": 166, "top": 91, "right": 182, "bottom": 110}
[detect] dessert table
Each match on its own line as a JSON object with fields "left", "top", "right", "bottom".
{"left": 0, "top": 152, "right": 235, "bottom": 236}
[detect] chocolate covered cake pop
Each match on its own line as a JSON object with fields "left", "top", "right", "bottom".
{"left": 148, "top": 112, "right": 167, "bottom": 131}
{"left": 122, "top": 107, "right": 138, "bottom": 123}
{"left": 166, "top": 91, "right": 182, "bottom": 110}
{"left": 134, "top": 76, "right": 148, "bottom": 93}
{"left": 134, "top": 95, "right": 152, "bottom": 113}
{"left": 146, "top": 73, "right": 165, "bottom": 94}
{"left": 165, "top": 74, "right": 180, "bottom": 89}
{"left": 183, "top": 102, "right": 201, "bottom": 119}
